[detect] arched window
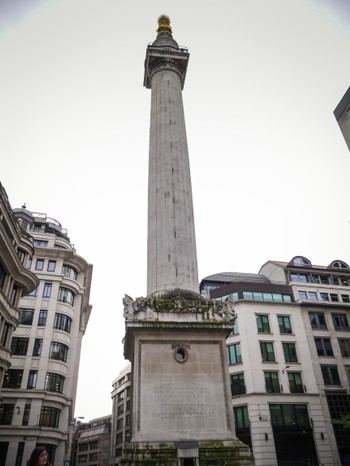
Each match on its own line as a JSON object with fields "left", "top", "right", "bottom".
{"left": 329, "top": 260, "right": 349, "bottom": 270}
{"left": 289, "top": 256, "right": 311, "bottom": 267}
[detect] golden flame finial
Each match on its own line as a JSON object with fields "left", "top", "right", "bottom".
{"left": 157, "top": 15, "right": 172, "bottom": 34}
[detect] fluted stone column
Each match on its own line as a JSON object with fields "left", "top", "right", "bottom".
{"left": 144, "top": 16, "right": 199, "bottom": 297}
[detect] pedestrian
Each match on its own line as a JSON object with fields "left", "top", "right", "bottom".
{"left": 27, "top": 447, "right": 51, "bottom": 466}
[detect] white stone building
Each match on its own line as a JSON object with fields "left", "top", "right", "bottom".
{"left": 200, "top": 256, "right": 350, "bottom": 466}
{"left": 0, "top": 187, "right": 38, "bottom": 401}
{"left": 0, "top": 207, "right": 93, "bottom": 466}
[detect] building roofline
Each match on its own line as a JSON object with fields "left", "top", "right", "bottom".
{"left": 334, "top": 86, "right": 350, "bottom": 120}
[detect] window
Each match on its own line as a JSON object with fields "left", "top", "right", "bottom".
{"left": 62, "top": 264, "right": 78, "bottom": 280}
{"left": 230, "top": 373, "right": 246, "bottom": 396}
{"left": 321, "top": 365, "right": 341, "bottom": 385}
{"left": 338, "top": 339, "right": 350, "bottom": 357}
{"left": 290, "top": 273, "right": 308, "bottom": 283}
{"left": 341, "top": 294, "right": 350, "bottom": 303}
{"left": 10, "top": 284, "right": 19, "bottom": 306}
{"left": 320, "top": 275, "right": 330, "bottom": 284}
{"left": 3, "top": 369, "right": 23, "bottom": 388}
{"left": 330, "top": 293, "right": 339, "bottom": 302}
{"left": 243, "top": 291, "right": 292, "bottom": 302}
{"left": 320, "top": 293, "right": 329, "bottom": 301}
{"left": 22, "top": 404, "right": 31, "bottom": 426}
{"left": 33, "top": 240, "right": 48, "bottom": 247}
{"left": 331, "top": 260, "right": 349, "bottom": 269}
{"left": 278, "top": 315, "right": 292, "bottom": 334}
{"left": 43, "top": 283, "right": 52, "bottom": 298}
{"left": 0, "top": 404, "right": 14, "bottom": 425}
{"left": 315, "top": 338, "right": 334, "bottom": 357}
{"left": 264, "top": 371, "right": 280, "bottom": 393}
{"left": 1, "top": 323, "right": 10, "bottom": 347}
{"left": 53, "top": 314, "right": 72, "bottom": 333}
{"left": 39, "top": 407, "right": 60, "bottom": 428}
{"left": 227, "top": 343, "right": 242, "bottom": 365}
{"left": 45, "top": 373, "right": 65, "bottom": 393}
{"left": 38, "top": 310, "right": 48, "bottom": 326}
{"left": 216, "top": 292, "right": 239, "bottom": 302}
{"left": 309, "top": 312, "right": 327, "bottom": 330}
{"left": 288, "top": 372, "right": 304, "bottom": 393}
{"left": 26, "top": 258, "right": 32, "bottom": 269}
{"left": 49, "top": 342, "right": 68, "bottom": 362}
{"left": 260, "top": 342, "right": 275, "bottom": 362}
{"left": 299, "top": 291, "right": 318, "bottom": 301}
{"left": 256, "top": 315, "right": 271, "bottom": 333}
{"left": 11, "top": 337, "right": 29, "bottom": 356}
{"left": 346, "top": 366, "right": 350, "bottom": 384}
{"left": 33, "top": 339, "right": 43, "bottom": 357}
{"left": 35, "top": 259, "right": 44, "bottom": 271}
{"left": 308, "top": 292, "right": 317, "bottom": 301}
{"left": 233, "top": 405, "right": 250, "bottom": 432}
{"left": 19, "top": 309, "right": 34, "bottom": 325}
{"left": 270, "top": 404, "right": 310, "bottom": 427}
{"left": 290, "top": 256, "right": 311, "bottom": 266}
{"left": 339, "top": 276, "right": 349, "bottom": 286}
{"left": 0, "top": 261, "right": 7, "bottom": 289}
{"left": 332, "top": 313, "right": 350, "bottom": 331}
{"left": 27, "top": 370, "right": 38, "bottom": 389}
{"left": 58, "top": 287, "right": 74, "bottom": 305}
{"left": 117, "top": 404, "right": 124, "bottom": 415}
{"left": 17, "top": 248, "right": 26, "bottom": 264}
{"left": 47, "top": 261, "right": 56, "bottom": 272}
{"left": 283, "top": 342, "right": 298, "bottom": 362}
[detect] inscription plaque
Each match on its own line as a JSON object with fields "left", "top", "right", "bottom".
{"left": 137, "top": 341, "right": 230, "bottom": 439}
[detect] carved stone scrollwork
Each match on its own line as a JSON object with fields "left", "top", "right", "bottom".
{"left": 123, "top": 293, "right": 236, "bottom": 324}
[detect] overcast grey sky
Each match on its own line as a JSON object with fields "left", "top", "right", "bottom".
{"left": 1, "top": 0, "right": 350, "bottom": 420}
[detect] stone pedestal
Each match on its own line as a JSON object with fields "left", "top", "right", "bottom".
{"left": 122, "top": 292, "right": 254, "bottom": 466}
{"left": 121, "top": 440, "right": 253, "bottom": 465}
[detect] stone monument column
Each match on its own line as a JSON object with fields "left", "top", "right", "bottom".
{"left": 144, "top": 15, "right": 198, "bottom": 297}
{"left": 122, "top": 16, "right": 253, "bottom": 466}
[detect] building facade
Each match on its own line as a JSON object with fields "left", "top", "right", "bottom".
{"left": 0, "top": 207, "right": 93, "bottom": 466}
{"left": 72, "top": 415, "right": 111, "bottom": 466}
{"left": 334, "top": 86, "right": 350, "bottom": 151}
{"left": 0, "top": 186, "right": 38, "bottom": 395}
{"left": 200, "top": 256, "right": 350, "bottom": 466}
{"left": 110, "top": 364, "right": 132, "bottom": 465}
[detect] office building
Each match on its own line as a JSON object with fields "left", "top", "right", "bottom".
{"left": 72, "top": 415, "right": 111, "bottom": 466}
{"left": 110, "top": 364, "right": 132, "bottom": 464}
{"left": 200, "top": 256, "right": 350, "bottom": 466}
{"left": 0, "top": 207, "right": 93, "bottom": 466}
